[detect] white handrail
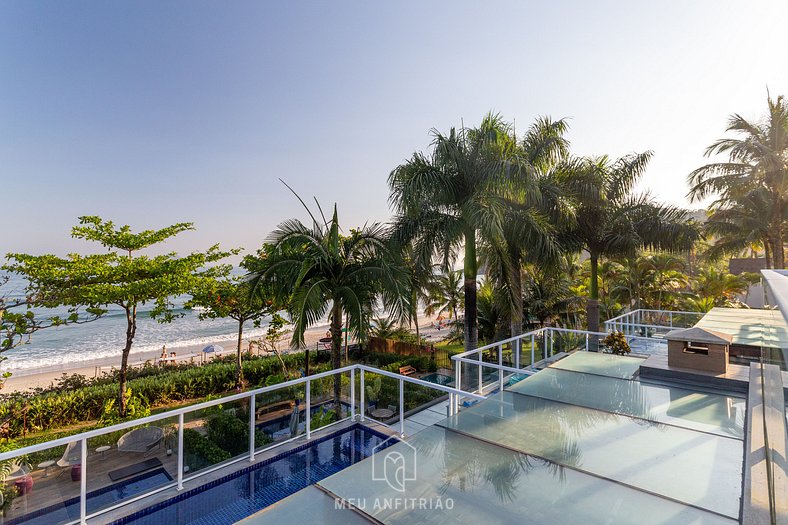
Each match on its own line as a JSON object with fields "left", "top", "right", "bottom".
{"left": 0, "top": 363, "right": 482, "bottom": 462}
{"left": 0, "top": 362, "right": 487, "bottom": 525}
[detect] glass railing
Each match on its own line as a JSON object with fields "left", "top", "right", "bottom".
{"left": 0, "top": 364, "right": 483, "bottom": 525}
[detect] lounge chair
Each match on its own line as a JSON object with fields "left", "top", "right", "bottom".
{"left": 56, "top": 442, "right": 81, "bottom": 468}
{"left": 117, "top": 427, "right": 164, "bottom": 454}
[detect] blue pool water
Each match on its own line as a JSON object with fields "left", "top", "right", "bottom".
{"left": 7, "top": 469, "right": 172, "bottom": 525}
{"left": 111, "top": 424, "right": 394, "bottom": 525}
{"left": 420, "top": 373, "right": 454, "bottom": 386}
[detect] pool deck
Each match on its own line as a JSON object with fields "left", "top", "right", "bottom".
{"left": 90, "top": 419, "right": 397, "bottom": 525}
{"left": 5, "top": 444, "right": 178, "bottom": 524}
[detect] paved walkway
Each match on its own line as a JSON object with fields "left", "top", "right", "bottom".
{"left": 402, "top": 400, "right": 450, "bottom": 436}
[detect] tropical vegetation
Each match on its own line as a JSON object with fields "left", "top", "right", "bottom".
{"left": 1, "top": 94, "right": 784, "bottom": 446}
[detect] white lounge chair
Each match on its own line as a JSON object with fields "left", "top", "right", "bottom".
{"left": 117, "top": 427, "right": 164, "bottom": 454}
{"left": 56, "top": 442, "right": 80, "bottom": 468}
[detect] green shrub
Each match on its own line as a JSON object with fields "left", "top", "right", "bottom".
{"left": 0, "top": 352, "right": 331, "bottom": 439}
{"left": 206, "top": 411, "right": 269, "bottom": 456}
{"left": 183, "top": 428, "right": 231, "bottom": 468}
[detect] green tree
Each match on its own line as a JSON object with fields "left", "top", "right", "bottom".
{"left": 186, "top": 255, "right": 278, "bottom": 389}
{"left": 703, "top": 186, "right": 780, "bottom": 266}
{"left": 249, "top": 203, "right": 409, "bottom": 413}
{"left": 691, "top": 266, "right": 758, "bottom": 307}
{"left": 4, "top": 216, "right": 231, "bottom": 415}
{"left": 688, "top": 94, "right": 788, "bottom": 268}
{"left": 390, "top": 113, "right": 522, "bottom": 353}
{"left": 423, "top": 269, "right": 464, "bottom": 323}
{"left": 561, "top": 153, "right": 700, "bottom": 332}
{"left": 482, "top": 116, "right": 571, "bottom": 337}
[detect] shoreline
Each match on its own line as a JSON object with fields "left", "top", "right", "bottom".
{"left": 2, "top": 313, "right": 444, "bottom": 393}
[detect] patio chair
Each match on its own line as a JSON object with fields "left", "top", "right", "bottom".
{"left": 55, "top": 442, "right": 81, "bottom": 480}
{"left": 117, "top": 427, "right": 164, "bottom": 454}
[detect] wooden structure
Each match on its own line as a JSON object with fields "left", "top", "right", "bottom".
{"left": 665, "top": 327, "right": 733, "bottom": 374}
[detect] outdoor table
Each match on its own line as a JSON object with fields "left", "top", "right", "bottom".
{"left": 96, "top": 445, "right": 111, "bottom": 459}
{"left": 370, "top": 408, "right": 394, "bottom": 419}
{"left": 37, "top": 460, "right": 55, "bottom": 477}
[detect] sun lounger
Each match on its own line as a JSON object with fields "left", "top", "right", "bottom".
{"left": 108, "top": 457, "right": 163, "bottom": 481}
{"left": 117, "top": 426, "right": 164, "bottom": 453}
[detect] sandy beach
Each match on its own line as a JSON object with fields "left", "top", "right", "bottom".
{"left": 3, "top": 313, "right": 444, "bottom": 393}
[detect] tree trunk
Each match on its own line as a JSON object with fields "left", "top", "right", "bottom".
{"left": 764, "top": 240, "right": 773, "bottom": 269}
{"left": 119, "top": 305, "right": 137, "bottom": 417}
{"left": 509, "top": 249, "right": 523, "bottom": 338}
{"left": 235, "top": 320, "right": 244, "bottom": 390}
{"left": 587, "top": 253, "right": 600, "bottom": 333}
{"left": 413, "top": 289, "right": 421, "bottom": 343}
{"left": 771, "top": 192, "right": 784, "bottom": 269}
{"left": 463, "top": 229, "right": 478, "bottom": 353}
{"left": 330, "top": 302, "right": 343, "bottom": 417}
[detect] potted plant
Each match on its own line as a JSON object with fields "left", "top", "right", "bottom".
{"left": 601, "top": 331, "right": 631, "bottom": 355}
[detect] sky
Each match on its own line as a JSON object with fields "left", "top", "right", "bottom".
{"left": 2, "top": 0, "right": 787, "bottom": 258}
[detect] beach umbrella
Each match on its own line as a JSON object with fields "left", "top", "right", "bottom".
{"left": 288, "top": 401, "right": 300, "bottom": 437}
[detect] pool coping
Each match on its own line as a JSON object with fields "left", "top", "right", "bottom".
{"left": 91, "top": 420, "right": 395, "bottom": 525}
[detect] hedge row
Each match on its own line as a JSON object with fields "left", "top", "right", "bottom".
{"left": 0, "top": 352, "right": 330, "bottom": 438}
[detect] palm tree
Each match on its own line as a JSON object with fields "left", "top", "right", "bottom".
{"left": 691, "top": 266, "right": 757, "bottom": 307}
{"left": 250, "top": 202, "right": 409, "bottom": 413}
{"left": 703, "top": 186, "right": 780, "bottom": 266}
{"left": 688, "top": 94, "right": 788, "bottom": 268}
{"left": 423, "top": 270, "right": 464, "bottom": 322}
{"left": 561, "top": 152, "right": 700, "bottom": 332}
{"left": 390, "top": 113, "right": 523, "bottom": 353}
{"left": 482, "top": 117, "right": 571, "bottom": 338}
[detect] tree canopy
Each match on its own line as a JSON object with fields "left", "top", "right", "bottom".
{"left": 4, "top": 216, "right": 233, "bottom": 414}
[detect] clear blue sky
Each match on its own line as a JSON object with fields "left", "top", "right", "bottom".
{"left": 2, "top": 1, "right": 787, "bottom": 257}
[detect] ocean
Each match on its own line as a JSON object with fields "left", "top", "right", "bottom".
{"left": 1, "top": 273, "right": 275, "bottom": 375}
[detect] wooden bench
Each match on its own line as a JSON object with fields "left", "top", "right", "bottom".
{"left": 256, "top": 400, "right": 295, "bottom": 425}
{"left": 399, "top": 365, "right": 416, "bottom": 376}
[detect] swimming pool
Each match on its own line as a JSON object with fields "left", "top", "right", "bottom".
{"left": 6, "top": 469, "right": 172, "bottom": 525}
{"left": 110, "top": 424, "right": 394, "bottom": 525}
{"left": 420, "top": 373, "right": 454, "bottom": 386}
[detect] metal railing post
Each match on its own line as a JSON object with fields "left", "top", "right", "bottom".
{"left": 543, "top": 332, "right": 547, "bottom": 360}
{"left": 359, "top": 369, "right": 365, "bottom": 421}
{"left": 80, "top": 438, "right": 87, "bottom": 524}
{"left": 514, "top": 336, "right": 521, "bottom": 369}
{"left": 455, "top": 364, "right": 462, "bottom": 413}
{"left": 350, "top": 369, "right": 356, "bottom": 419}
{"left": 498, "top": 345, "right": 504, "bottom": 392}
{"left": 477, "top": 352, "right": 483, "bottom": 393}
{"left": 585, "top": 332, "right": 589, "bottom": 351}
{"left": 531, "top": 334, "right": 535, "bottom": 367}
{"left": 399, "top": 378, "right": 405, "bottom": 436}
{"left": 448, "top": 393, "right": 455, "bottom": 417}
{"left": 249, "top": 393, "right": 256, "bottom": 462}
{"left": 305, "top": 380, "right": 311, "bottom": 440}
{"left": 669, "top": 311, "right": 673, "bottom": 328}
{"left": 177, "top": 413, "right": 184, "bottom": 490}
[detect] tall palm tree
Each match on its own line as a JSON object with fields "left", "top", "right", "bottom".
{"left": 482, "top": 116, "right": 571, "bottom": 338}
{"left": 390, "top": 113, "right": 524, "bottom": 353}
{"left": 703, "top": 186, "right": 780, "bottom": 267}
{"left": 423, "top": 270, "right": 464, "bottom": 322}
{"left": 250, "top": 203, "right": 409, "bottom": 413}
{"left": 688, "top": 94, "right": 788, "bottom": 268}
{"left": 561, "top": 152, "right": 700, "bottom": 332}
